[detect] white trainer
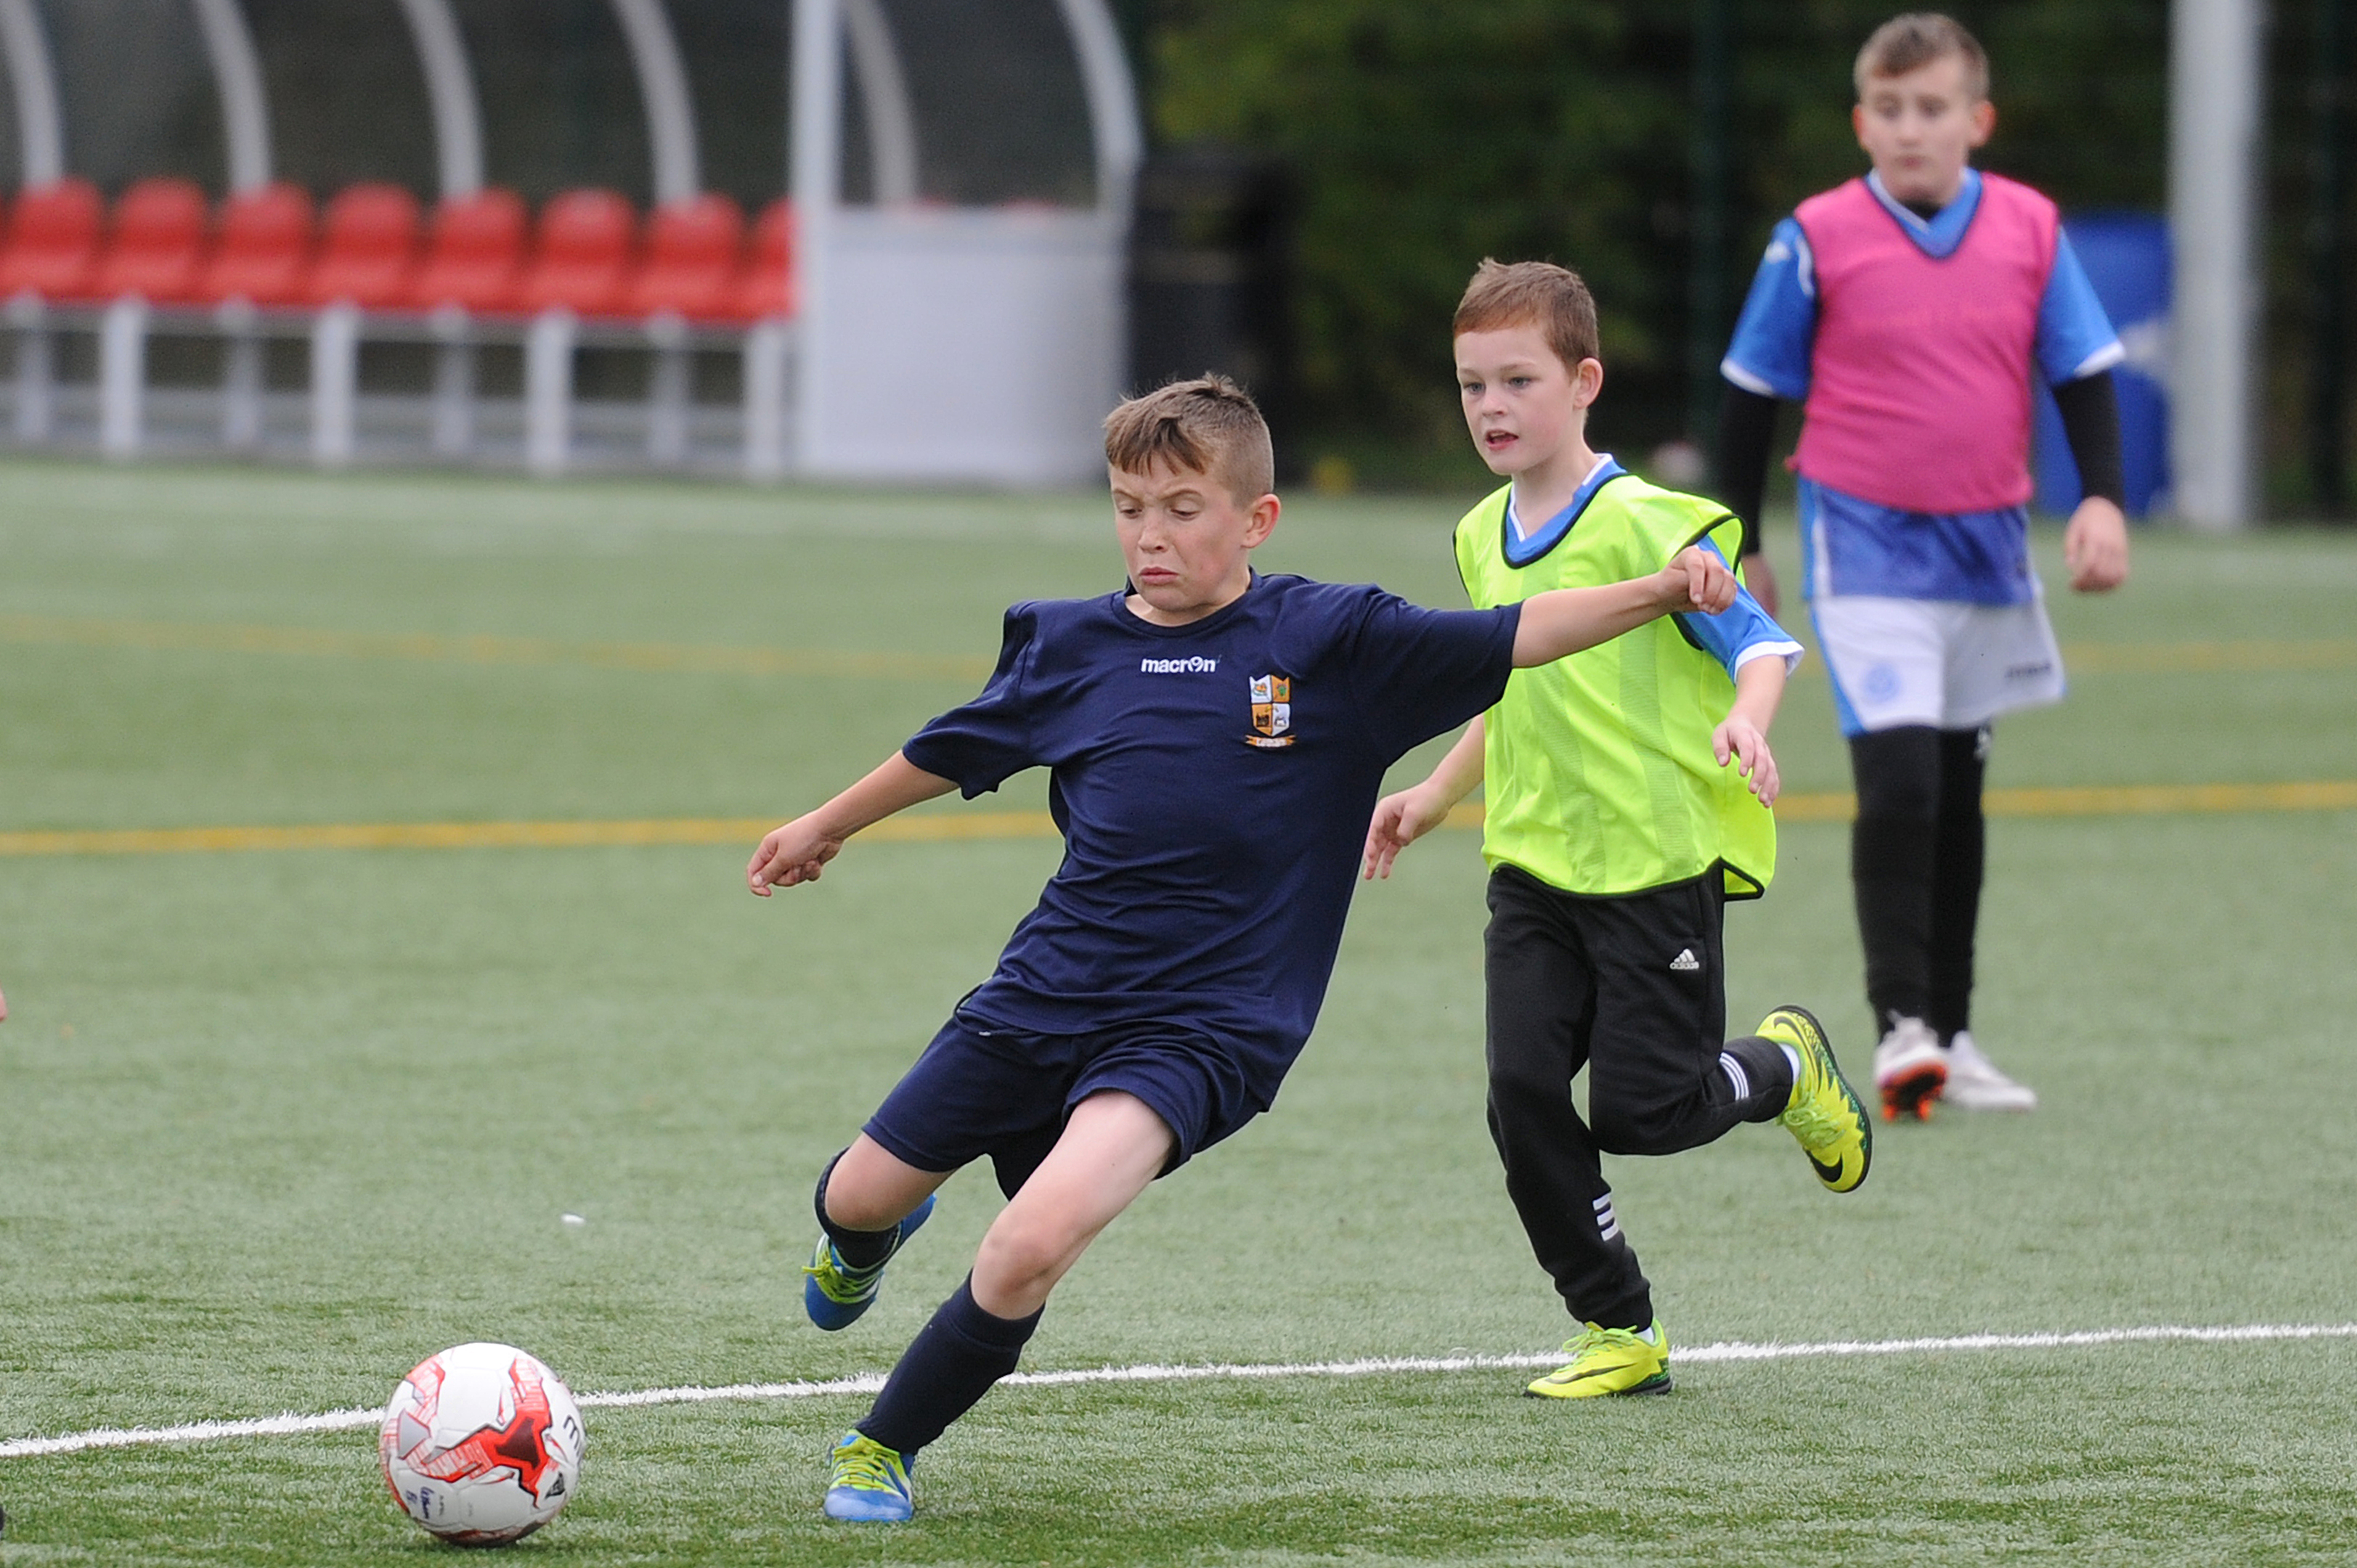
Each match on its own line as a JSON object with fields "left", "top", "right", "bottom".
{"left": 1941, "top": 1031, "right": 2037, "bottom": 1111}
{"left": 1871, "top": 1016, "right": 1947, "bottom": 1122}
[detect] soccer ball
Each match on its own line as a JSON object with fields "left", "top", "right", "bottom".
{"left": 379, "top": 1342, "right": 584, "bottom": 1545}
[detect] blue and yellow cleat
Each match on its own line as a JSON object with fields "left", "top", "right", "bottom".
{"left": 1525, "top": 1320, "right": 1672, "bottom": 1399}
{"left": 803, "top": 1193, "right": 935, "bottom": 1331}
{"left": 823, "top": 1432, "right": 914, "bottom": 1522}
{"left": 1762, "top": 1005, "right": 1872, "bottom": 1193}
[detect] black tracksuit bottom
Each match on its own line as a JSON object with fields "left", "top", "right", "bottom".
{"left": 1483, "top": 863, "right": 1793, "bottom": 1331}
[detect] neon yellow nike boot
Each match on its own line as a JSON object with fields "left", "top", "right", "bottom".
{"left": 1524, "top": 1320, "right": 1672, "bottom": 1399}
{"left": 1762, "top": 1005, "right": 1872, "bottom": 1193}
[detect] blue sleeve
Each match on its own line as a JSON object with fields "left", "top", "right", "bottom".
{"left": 901, "top": 605, "right": 1043, "bottom": 797}
{"left": 1674, "top": 541, "right": 1802, "bottom": 679}
{"left": 1719, "top": 217, "right": 1817, "bottom": 401}
{"left": 1345, "top": 591, "right": 1522, "bottom": 761}
{"left": 2035, "top": 232, "right": 2125, "bottom": 385}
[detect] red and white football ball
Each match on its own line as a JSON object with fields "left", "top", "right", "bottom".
{"left": 379, "top": 1342, "right": 584, "bottom": 1545}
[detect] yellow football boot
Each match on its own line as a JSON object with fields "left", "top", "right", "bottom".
{"left": 1524, "top": 1320, "right": 1672, "bottom": 1399}
{"left": 1762, "top": 1004, "right": 1872, "bottom": 1193}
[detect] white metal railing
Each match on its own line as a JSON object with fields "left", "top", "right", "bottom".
{"left": 4, "top": 298, "right": 797, "bottom": 478}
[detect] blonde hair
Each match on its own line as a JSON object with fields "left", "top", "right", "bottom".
{"left": 1102, "top": 374, "right": 1275, "bottom": 502}
{"left": 1855, "top": 12, "right": 1990, "bottom": 101}
{"left": 1452, "top": 258, "right": 1601, "bottom": 373}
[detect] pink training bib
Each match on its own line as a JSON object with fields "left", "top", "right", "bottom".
{"left": 1793, "top": 173, "right": 2058, "bottom": 515}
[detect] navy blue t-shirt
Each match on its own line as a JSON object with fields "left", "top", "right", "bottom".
{"left": 900, "top": 573, "right": 1521, "bottom": 1110}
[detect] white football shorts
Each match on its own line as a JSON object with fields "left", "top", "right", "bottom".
{"left": 1810, "top": 592, "right": 2066, "bottom": 736}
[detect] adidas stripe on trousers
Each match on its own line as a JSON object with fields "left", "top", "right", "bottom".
{"left": 1481, "top": 865, "right": 1790, "bottom": 1332}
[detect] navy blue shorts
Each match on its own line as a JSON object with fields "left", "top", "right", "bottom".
{"left": 863, "top": 1012, "right": 1260, "bottom": 1198}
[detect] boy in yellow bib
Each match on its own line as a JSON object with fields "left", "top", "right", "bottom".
{"left": 1364, "top": 261, "right": 1872, "bottom": 1398}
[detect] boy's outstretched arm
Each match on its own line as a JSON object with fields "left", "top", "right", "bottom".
{"left": 747, "top": 752, "right": 956, "bottom": 896}
{"left": 1364, "top": 716, "right": 1485, "bottom": 880}
{"left": 1712, "top": 655, "right": 1787, "bottom": 807}
{"left": 1513, "top": 546, "right": 1736, "bottom": 667}
{"left": 1369, "top": 548, "right": 1737, "bottom": 881}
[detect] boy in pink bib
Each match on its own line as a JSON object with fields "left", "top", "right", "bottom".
{"left": 1716, "top": 13, "right": 2130, "bottom": 1119}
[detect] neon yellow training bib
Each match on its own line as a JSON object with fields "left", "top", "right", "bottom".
{"left": 1454, "top": 470, "right": 1776, "bottom": 899}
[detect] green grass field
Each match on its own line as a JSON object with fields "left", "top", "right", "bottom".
{"left": 0, "top": 457, "right": 2353, "bottom": 1565}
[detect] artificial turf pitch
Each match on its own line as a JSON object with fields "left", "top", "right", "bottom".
{"left": 0, "top": 458, "right": 2353, "bottom": 1564}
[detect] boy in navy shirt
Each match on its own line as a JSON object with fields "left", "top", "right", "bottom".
{"left": 746, "top": 375, "right": 1738, "bottom": 1522}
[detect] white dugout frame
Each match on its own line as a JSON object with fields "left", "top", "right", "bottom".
{"left": 0, "top": 0, "right": 1143, "bottom": 485}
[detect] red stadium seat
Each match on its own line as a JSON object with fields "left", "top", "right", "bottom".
{"left": 92, "top": 177, "right": 211, "bottom": 304}
{"left": 725, "top": 198, "right": 795, "bottom": 322}
{"left": 513, "top": 189, "right": 637, "bottom": 317}
{"left": 198, "top": 183, "right": 316, "bottom": 309}
{"left": 0, "top": 178, "right": 105, "bottom": 302}
{"left": 306, "top": 182, "right": 421, "bottom": 309}
{"left": 407, "top": 187, "right": 527, "bottom": 315}
{"left": 623, "top": 193, "right": 745, "bottom": 322}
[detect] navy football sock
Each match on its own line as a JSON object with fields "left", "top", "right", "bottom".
{"left": 858, "top": 1278, "right": 1042, "bottom": 1457}
{"left": 813, "top": 1153, "right": 898, "bottom": 1270}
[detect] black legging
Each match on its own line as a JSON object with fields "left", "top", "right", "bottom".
{"left": 1481, "top": 866, "right": 1792, "bottom": 1329}
{"left": 1848, "top": 724, "right": 1989, "bottom": 1040}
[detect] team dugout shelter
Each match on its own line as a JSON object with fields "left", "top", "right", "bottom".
{"left": 0, "top": 0, "right": 1139, "bottom": 483}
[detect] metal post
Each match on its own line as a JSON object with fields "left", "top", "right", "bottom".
{"left": 525, "top": 307, "right": 576, "bottom": 475}
{"left": 843, "top": 0, "right": 918, "bottom": 204}
{"left": 394, "top": 0, "right": 484, "bottom": 198}
{"left": 99, "top": 296, "right": 147, "bottom": 458}
{"left": 647, "top": 314, "right": 691, "bottom": 465}
{"left": 11, "top": 298, "right": 52, "bottom": 442}
{"left": 310, "top": 302, "right": 360, "bottom": 466}
{"left": 608, "top": 0, "right": 700, "bottom": 205}
{"left": 220, "top": 309, "right": 264, "bottom": 450}
{"left": 2308, "top": 0, "right": 2350, "bottom": 515}
{"left": 2171, "top": 0, "right": 2266, "bottom": 530}
{"left": 743, "top": 317, "right": 789, "bottom": 479}
{"left": 1688, "top": 0, "right": 1731, "bottom": 462}
{"left": 431, "top": 321, "right": 475, "bottom": 459}
{"left": 0, "top": 0, "right": 66, "bottom": 187}
{"left": 789, "top": 0, "right": 841, "bottom": 474}
{"left": 190, "top": 0, "right": 272, "bottom": 192}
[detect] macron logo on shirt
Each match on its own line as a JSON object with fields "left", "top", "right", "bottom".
{"left": 1140, "top": 656, "right": 1219, "bottom": 674}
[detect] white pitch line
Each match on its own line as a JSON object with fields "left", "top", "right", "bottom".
{"left": 4, "top": 1322, "right": 2353, "bottom": 1462}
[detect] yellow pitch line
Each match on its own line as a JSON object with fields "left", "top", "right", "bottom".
{"left": 1450, "top": 780, "right": 2357, "bottom": 827}
{"left": 0, "top": 614, "right": 992, "bottom": 683}
{"left": 2, "top": 783, "right": 2350, "bottom": 859}
{"left": 2060, "top": 638, "right": 2357, "bottom": 674}
{"left": 3, "top": 613, "right": 2350, "bottom": 682}
{"left": 0, "top": 812, "right": 1062, "bottom": 858}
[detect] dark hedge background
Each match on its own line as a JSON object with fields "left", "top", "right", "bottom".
{"left": 1145, "top": 1, "right": 2345, "bottom": 515}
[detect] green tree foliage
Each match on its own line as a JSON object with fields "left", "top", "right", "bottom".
{"left": 1150, "top": 1, "right": 2169, "bottom": 482}
{"left": 1154, "top": 1, "right": 1690, "bottom": 473}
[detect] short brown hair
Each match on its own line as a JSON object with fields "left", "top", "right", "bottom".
{"left": 1102, "top": 374, "right": 1275, "bottom": 502}
{"left": 1855, "top": 12, "right": 1989, "bottom": 101}
{"left": 1452, "top": 259, "right": 1600, "bottom": 375}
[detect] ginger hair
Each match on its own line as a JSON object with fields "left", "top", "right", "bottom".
{"left": 1452, "top": 259, "right": 1600, "bottom": 375}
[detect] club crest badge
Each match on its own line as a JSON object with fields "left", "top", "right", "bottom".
{"left": 1247, "top": 674, "right": 1295, "bottom": 748}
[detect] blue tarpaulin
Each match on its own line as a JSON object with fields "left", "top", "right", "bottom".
{"left": 2035, "top": 213, "right": 2171, "bottom": 518}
